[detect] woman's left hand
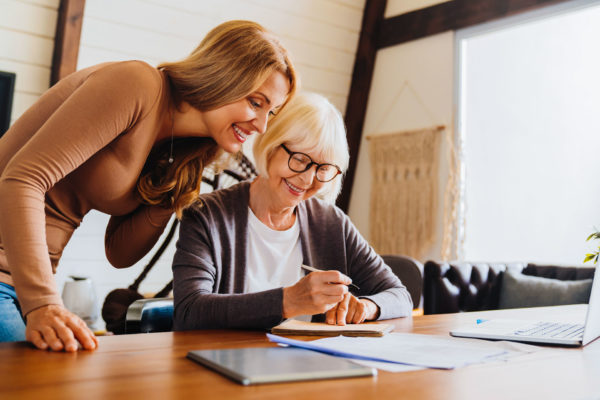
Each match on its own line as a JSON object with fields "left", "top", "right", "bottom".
{"left": 325, "top": 294, "right": 379, "bottom": 325}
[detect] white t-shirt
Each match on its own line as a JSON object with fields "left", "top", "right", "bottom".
{"left": 245, "top": 207, "right": 303, "bottom": 294}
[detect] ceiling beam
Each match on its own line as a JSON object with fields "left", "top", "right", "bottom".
{"left": 337, "top": 0, "right": 387, "bottom": 212}
{"left": 51, "top": 0, "right": 86, "bottom": 85}
{"left": 378, "top": 0, "right": 573, "bottom": 49}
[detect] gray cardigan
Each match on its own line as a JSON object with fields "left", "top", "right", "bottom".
{"left": 172, "top": 181, "right": 412, "bottom": 330}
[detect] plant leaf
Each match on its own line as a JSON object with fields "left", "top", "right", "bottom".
{"left": 587, "top": 232, "right": 600, "bottom": 241}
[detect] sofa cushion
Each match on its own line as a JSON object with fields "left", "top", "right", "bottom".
{"left": 423, "top": 261, "right": 525, "bottom": 314}
{"left": 498, "top": 269, "right": 593, "bottom": 309}
{"left": 423, "top": 261, "right": 595, "bottom": 314}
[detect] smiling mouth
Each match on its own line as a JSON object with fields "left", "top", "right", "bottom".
{"left": 233, "top": 124, "right": 259, "bottom": 143}
{"left": 232, "top": 124, "right": 248, "bottom": 142}
{"left": 284, "top": 179, "right": 306, "bottom": 195}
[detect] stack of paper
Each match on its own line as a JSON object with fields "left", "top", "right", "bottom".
{"left": 267, "top": 332, "right": 535, "bottom": 371}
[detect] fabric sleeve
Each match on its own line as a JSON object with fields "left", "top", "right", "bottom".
{"left": 172, "top": 205, "right": 284, "bottom": 330}
{"left": 0, "top": 61, "right": 161, "bottom": 315}
{"left": 105, "top": 205, "right": 174, "bottom": 268}
{"left": 340, "top": 211, "right": 413, "bottom": 320}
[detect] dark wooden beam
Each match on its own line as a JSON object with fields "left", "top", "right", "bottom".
{"left": 378, "top": 0, "right": 573, "bottom": 49}
{"left": 337, "top": 0, "right": 387, "bottom": 212}
{"left": 51, "top": 0, "right": 86, "bottom": 85}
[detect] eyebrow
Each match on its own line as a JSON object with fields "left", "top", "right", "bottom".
{"left": 255, "top": 91, "right": 271, "bottom": 105}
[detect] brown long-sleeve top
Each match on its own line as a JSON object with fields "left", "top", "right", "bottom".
{"left": 0, "top": 60, "right": 176, "bottom": 316}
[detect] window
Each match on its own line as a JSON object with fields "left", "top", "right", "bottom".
{"left": 456, "top": 0, "right": 600, "bottom": 264}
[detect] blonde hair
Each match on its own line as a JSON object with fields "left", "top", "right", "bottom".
{"left": 137, "top": 20, "right": 297, "bottom": 218}
{"left": 253, "top": 92, "right": 349, "bottom": 203}
{"left": 158, "top": 20, "right": 296, "bottom": 110}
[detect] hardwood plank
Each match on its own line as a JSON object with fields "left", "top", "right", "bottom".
{"left": 330, "top": 0, "right": 367, "bottom": 10}
{"left": 23, "top": 0, "right": 60, "bottom": 8}
{"left": 83, "top": 0, "right": 215, "bottom": 41}
{"left": 51, "top": 0, "right": 85, "bottom": 84}
{"left": 336, "top": 0, "right": 387, "bottom": 212}
{"left": 385, "top": 0, "right": 452, "bottom": 18}
{"left": 11, "top": 91, "right": 41, "bottom": 120}
{"left": 0, "top": 60, "right": 51, "bottom": 94}
{"left": 0, "top": 0, "right": 58, "bottom": 38}
{"left": 295, "top": 64, "right": 351, "bottom": 97}
{"left": 278, "top": 36, "right": 356, "bottom": 76}
{"left": 323, "top": 93, "right": 348, "bottom": 115}
{"left": 79, "top": 18, "right": 197, "bottom": 63}
{"left": 245, "top": 0, "right": 365, "bottom": 31}
{"left": 0, "top": 30, "right": 54, "bottom": 66}
{"left": 378, "top": 0, "right": 573, "bottom": 49}
{"left": 220, "top": 3, "right": 362, "bottom": 53}
{"left": 76, "top": 46, "right": 157, "bottom": 70}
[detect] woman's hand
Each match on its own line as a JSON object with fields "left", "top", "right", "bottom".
{"left": 283, "top": 270, "right": 351, "bottom": 318}
{"left": 325, "top": 294, "right": 379, "bottom": 325}
{"left": 25, "top": 305, "right": 98, "bottom": 352}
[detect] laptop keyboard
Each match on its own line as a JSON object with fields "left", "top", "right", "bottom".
{"left": 514, "top": 321, "right": 584, "bottom": 339}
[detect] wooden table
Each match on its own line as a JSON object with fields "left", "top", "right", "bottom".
{"left": 2, "top": 305, "right": 599, "bottom": 400}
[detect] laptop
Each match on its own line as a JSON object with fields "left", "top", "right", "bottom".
{"left": 450, "top": 268, "right": 600, "bottom": 346}
{"left": 187, "top": 347, "right": 375, "bottom": 385}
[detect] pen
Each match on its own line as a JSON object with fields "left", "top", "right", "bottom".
{"left": 300, "top": 264, "right": 360, "bottom": 291}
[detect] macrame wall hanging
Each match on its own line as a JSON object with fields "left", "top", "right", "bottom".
{"left": 366, "top": 80, "right": 463, "bottom": 260}
{"left": 368, "top": 126, "right": 443, "bottom": 259}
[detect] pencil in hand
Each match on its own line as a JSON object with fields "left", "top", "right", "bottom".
{"left": 300, "top": 264, "right": 360, "bottom": 291}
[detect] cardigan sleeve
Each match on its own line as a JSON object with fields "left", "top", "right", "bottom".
{"left": 0, "top": 61, "right": 161, "bottom": 315}
{"left": 299, "top": 200, "right": 413, "bottom": 320}
{"left": 172, "top": 193, "right": 285, "bottom": 330}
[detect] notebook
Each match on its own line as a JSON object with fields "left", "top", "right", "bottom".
{"left": 450, "top": 268, "right": 600, "bottom": 346}
{"left": 187, "top": 347, "right": 376, "bottom": 385}
{"left": 271, "top": 319, "right": 394, "bottom": 337}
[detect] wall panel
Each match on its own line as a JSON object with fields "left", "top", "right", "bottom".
{"left": 0, "top": 0, "right": 58, "bottom": 123}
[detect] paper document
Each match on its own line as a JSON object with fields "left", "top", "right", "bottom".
{"left": 268, "top": 332, "right": 532, "bottom": 370}
{"left": 351, "top": 359, "right": 424, "bottom": 373}
{"left": 271, "top": 319, "right": 393, "bottom": 337}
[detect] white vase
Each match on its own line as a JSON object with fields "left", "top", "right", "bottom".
{"left": 61, "top": 276, "right": 99, "bottom": 327}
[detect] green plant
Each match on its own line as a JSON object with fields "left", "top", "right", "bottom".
{"left": 584, "top": 231, "right": 600, "bottom": 264}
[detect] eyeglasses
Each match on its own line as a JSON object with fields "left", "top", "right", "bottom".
{"left": 281, "top": 144, "right": 341, "bottom": 182}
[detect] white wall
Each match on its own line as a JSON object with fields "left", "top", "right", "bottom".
{"left": 347, "top": 0, "right": 454, "bottom": 262}
{"left": 0, "top": 0, "right": 59, "bottom": 124}
{"left": 49, "top": 0, "right": 366, "bottom": 325}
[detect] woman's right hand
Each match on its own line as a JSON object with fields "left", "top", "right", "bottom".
{"left": 282, "top": 270, "right": 351, "bottom": 318}
{"left": 25, "top": 304, "right": 98, "bottom": 352}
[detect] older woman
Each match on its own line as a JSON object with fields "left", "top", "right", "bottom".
{"left": 172, "top": 93, "right": 412, "bottom": 330}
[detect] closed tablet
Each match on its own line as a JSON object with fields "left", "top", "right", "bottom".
{"left": 187, "top": 346, "right": 376, "bottom": 385}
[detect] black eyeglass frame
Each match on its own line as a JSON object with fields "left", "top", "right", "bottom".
{"left": 280, "top": 144, "right": 342, "bottom": 182}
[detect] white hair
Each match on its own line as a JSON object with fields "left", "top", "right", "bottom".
{"left": 253, "top": 92, "right": 349, "bottom": 203}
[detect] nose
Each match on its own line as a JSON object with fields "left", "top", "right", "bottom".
{"left": 298, "top": 164, "right": 317, "bottom": 184}
{"left": 254, "top": 109, "right": 269, "bottom": 134}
